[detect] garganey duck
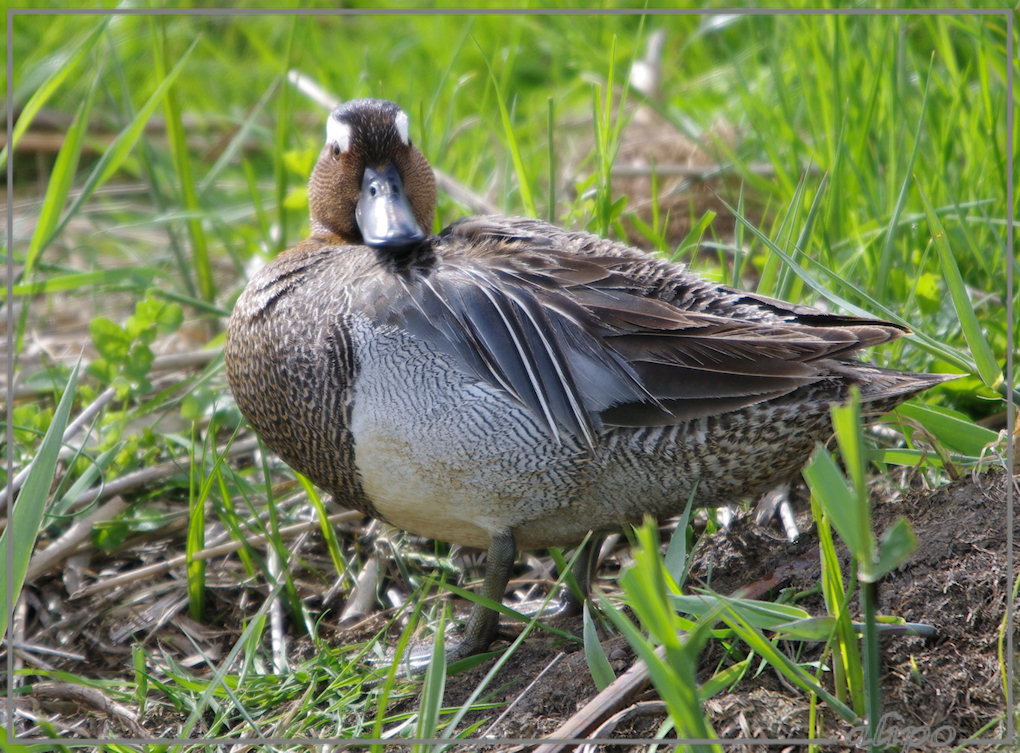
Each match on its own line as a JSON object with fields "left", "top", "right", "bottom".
{"left": 225, "top": 98, "right": 948, "bottom": 659}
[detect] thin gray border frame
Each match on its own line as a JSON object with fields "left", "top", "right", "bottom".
{"left": 3, "top": 5, "right": 1014, "bottom": 749}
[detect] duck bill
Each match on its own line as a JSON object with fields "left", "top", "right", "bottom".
{"left": 355, "top": 163, "right": 425, "bottom": 247}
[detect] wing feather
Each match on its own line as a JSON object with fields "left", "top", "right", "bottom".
{"left": 359, "top": 217, "right": 907, "bottom": 445}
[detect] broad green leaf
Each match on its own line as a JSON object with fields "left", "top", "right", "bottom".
{"left": 894, "top": 401, "right": 999, "bottom": 457}
{"left": 913, "top": 271, "right": 942, "bottom": 315}
{"left": 583, "top": 602, "right": 615, "bottom": 691}
{"left": 128, "top": 294, "right": 184, "bottom": 338}
{"left": 802, "top": 446, "right": 870, "bottom": 560}
{"left": 88, "top": 318, "right": 131, "bottom": 362}
{"left": 868, "top": 517, "right": 917, "bottom": 583}
{"left": 122, "top": 344, "right": 155, "bottom": 384}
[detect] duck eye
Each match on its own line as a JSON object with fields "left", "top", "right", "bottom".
{"left": 331, "top": 144, "right": 341, "bottom": 158}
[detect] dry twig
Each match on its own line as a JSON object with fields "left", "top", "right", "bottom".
{"left": 29, "top": 682, "right": 153, "bottom": 738}
{"left": 73, "top": 510, "right": 362, "bottom": 598}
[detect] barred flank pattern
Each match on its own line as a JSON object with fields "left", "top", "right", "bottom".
{"left": 225, "top": 245, "right": 379, "bottom": 519}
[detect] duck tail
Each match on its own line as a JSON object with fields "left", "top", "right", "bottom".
{"left": 830, "top": 361, "right": 959, "bottom": 414}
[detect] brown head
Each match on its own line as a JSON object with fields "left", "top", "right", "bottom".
{"left": 308, "top": 98, "right": 436, "bottom": 245}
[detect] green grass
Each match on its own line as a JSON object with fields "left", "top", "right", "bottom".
{"left": 4, "top": 4, "right": 1014, "bottom": 747}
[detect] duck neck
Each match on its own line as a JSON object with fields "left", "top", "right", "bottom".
{"left": 373, "top": 239, "right": 436, "bottom": 274}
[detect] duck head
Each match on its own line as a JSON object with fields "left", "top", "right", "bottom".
{"left": 309, "top": 98, "right": 436, "bottom": 247}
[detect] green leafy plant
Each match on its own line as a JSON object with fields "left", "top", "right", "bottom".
{"left": 87, "top": 292, "right": 183, "bottom": 394}
{"left": 803, "top": 389, "right": 920, "bottom": 743}
{"left": 600, "top": 519, "right": 722, "bottom": 751}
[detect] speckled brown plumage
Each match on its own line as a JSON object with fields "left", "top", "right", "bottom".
{"left": 224, "top": 98, "right": 951, "bottom": 658}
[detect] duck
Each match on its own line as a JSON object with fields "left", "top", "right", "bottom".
{"left": 225, "top": 98, "right": 949, "bottom": 660}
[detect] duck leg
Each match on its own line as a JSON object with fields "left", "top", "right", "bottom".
{"left": 449, "top": 529, "right": 517, "bottom": 660}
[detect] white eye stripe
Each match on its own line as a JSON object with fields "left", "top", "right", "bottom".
{"left": 326, "top": 116, "right": 352, "bottom": 153}
{"left": 394, "top": 110, "right": 409, "bottom": 145}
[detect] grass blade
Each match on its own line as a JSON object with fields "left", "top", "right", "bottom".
{"left": 722, "top": 198, "right": 984, "bottom": 378}
{"left": 296, "top": 475, "right": 350, "bottom": 588}
{"left": 547, "top": 97, "right": 556, "bottom": 223}
{"left": 915, "top": 179, "right": 1003, "bottom": 392}
{"left": 671, "top": 593, "right": 811, "bottom": 630}
{"left": 1, "top": 363, "right": 79, "bottom": 639}
{"left": 600, "top": 596, "right": 722, "bottom": 752}
{"left": 893, "top": 402, "right": 999, "bottom": 457}
{"left": 23, "top": 59, "right": 103, "bottom": 280}
{"left": 11, "top": 268, "right": 161, "bottom": 296}
{"left": 663, "top": 482, "right": 698, "bottom": 587}
{"left": 198, "top": 78, "right": 280, "bottom": 199}
{"left": 603, "top": 520, "right": 723, "bottom": 751}
{"left": 153, "top": 19, "right": 213, "bottom": 303}
{"left": 32, "top": 36, "right": 200, "bottom": 264}
{"left": 811, "top": 494, "right": 866, "bottom": 714}
{"left": 186, "top": 427, "right": 208, "bottom": 622}
{"left": 272, "top": 20, "right": 300, "bottom": 254}
{"left": 1, "top": 18, "right": 109, "bottom": 171}
{"left": 876, "top": 59, "right": 930, "bottom": 300}
{"left": 477, "top": 43, "right": 536, "bottom": 218}
{"left": 699, "top": 657, "right": 751, "bottom": 701}
{"left": 714, "top": 597, "right": 857, "bottom": 723}
{"left": 413, "top": 602, "right": 447, "bottom": 751}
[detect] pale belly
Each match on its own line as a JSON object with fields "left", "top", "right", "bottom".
{"left": 348, "top": 327, "right": 590, "bottom": 549}
{"left": 352, "top": 424, "right": 507, "bottom": 549}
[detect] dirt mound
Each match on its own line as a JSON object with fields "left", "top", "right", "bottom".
{"left": 436, "top": 467, "right": 1014, "bottom": 748}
